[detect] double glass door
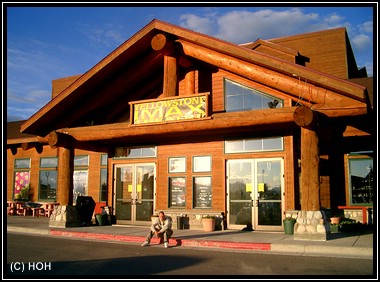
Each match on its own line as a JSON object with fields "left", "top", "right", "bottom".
{"left": 227, "top": 158, "right": 284, "bottom": 231}
{"left": 114, "top": 163, "right": 155, "bottom": 225}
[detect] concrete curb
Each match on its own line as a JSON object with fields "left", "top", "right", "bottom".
{"left": 270, "top": 244, "right": 373, "bottom": 259}
{"left": 48, "top": 229, "right": 271, "bottom": 251}
{"left": 8, "top": 227, "right": 373, "bottom": 259}
{"left": 8, "top": 226, "right": 49, "bottom": 236}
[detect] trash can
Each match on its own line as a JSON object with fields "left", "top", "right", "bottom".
{"left": 283, "top": 218, "right": 296, "bottom": 235}
{"left": 177, "top": 216, "right": 184, "bottom": 230}
{"left": 76, "top": 196, "right": 96, "bottom": 226}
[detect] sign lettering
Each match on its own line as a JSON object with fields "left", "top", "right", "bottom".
{"left": 132, "top": 94, "right": 207, "bottom": 125}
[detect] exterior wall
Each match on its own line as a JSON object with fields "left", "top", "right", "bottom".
{"left": 7, "top": 146, "right": 106, "bottom": 204}
{"left": 156, "top": 141, "right": 225, "bottom": 213}
{"left": 268, "top": 28, "right": 349, "bottom": 79}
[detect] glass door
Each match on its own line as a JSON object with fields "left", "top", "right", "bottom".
{"left": 114, "top": 163, "right": 155, "bottom": 225}
{"left": 227, "top": 158, "right": 284, "bottom": 231}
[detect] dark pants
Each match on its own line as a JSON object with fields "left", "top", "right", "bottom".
{"left": 146, "top": 229, "right": 173, "bottom": 243}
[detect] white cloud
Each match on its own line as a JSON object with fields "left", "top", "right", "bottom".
{"left": 179, "top": 13, "right": 216, "bottom": 35}
{"left": 352, "top": 34, "right": 372, "bottom": 51}
{"left": 359, "top": 21, "right": 373, "bottom": 34}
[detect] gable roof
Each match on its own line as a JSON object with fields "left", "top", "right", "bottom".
{"left": 20, "top": 19, "right": 368, "bottom": 137}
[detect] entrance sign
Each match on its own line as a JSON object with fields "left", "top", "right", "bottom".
{"left": 130, "top": 93, "right": 209, "bottom": 125}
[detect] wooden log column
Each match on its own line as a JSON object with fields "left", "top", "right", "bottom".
{"left": 48, "top": 131, "right": 75, "bottom": 206}
{"left": 293, "top": 106, "right": 329, "bottom": 241}
{"left": 294, "top": 106, "right": 320, "bottom": 210}
{"left": 57, "top": 146, "right": 74, "bottom": 206}
{"left": 184, "top": 69, "right": 196, "bottom": 95}
{"left": 151, "top": 33, "right": 177, "bottom": 97}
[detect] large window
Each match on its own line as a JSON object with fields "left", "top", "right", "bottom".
{"left": 39, "top": 157, "right": 58, "bottom": 201}
{"left": 348, "top": 153, "right": 373, "bottom": 205}
{"left": 224, "top": 78, "right": 283, "bottom": 112}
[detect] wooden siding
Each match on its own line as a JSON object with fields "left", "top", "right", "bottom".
{"left": 253, "top": 45, "right": 296, "bottom": 64}
{"left": 156, "top": 141, "right": 225, "bottom": 212}
{"left": 267, "top": 28, "right": 349, "bottom": 79}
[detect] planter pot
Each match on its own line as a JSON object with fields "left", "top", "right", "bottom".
{"left": 330, "top": 217, "right": 341, "bottom": 225}
{"left": 330, "top": 224, "right": 339, "bottom": 233}
{"left": 283, "top": 218, "right": 296, "bottom": 235}
{"left": 96, "top": 214, "right": 109, "bottom": 226}
{"left": 202, "top": 218, "right": 216, "bottom": 232}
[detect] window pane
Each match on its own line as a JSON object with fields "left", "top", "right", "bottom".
{"left": 74, "top": 156, "right": 89, "bottom": 166}
{"left": 39, "top": 170, "right": 57, "bottom": 201}
{"left": 245, "top": 139, "right": 262, "bottom": 151}
{"left": 15, "top": 158, "right": 30, "bottom": 169}
{"left": 169, "top": 177, "right": 186, "bottom": 208}
{"left": 193, "top": 176, "right": 212, "bottom": 208}
{"left": 100, "top": 168, "right": 108, "bottom": 202}
{"left": 101, "top": 154, "right": 108, "bottom": 166}
{"left": 193, "top": 156, "right": 212, "bottom": 172}
{"left": 73, "top": 170, "right": 88, "bottom": 204}
{"left": 40, "top": 157, "right": 58, "bottom": 168}
{"left": 263, "top": 137, "right": 284, "bottom": 150}
{"left": 349, "top": 158, "right": 373, "bottom": 205}
{"left": 224, "top": 79, "right": 283, "bottom": 112}
{"left": 142, "top": 147, "right": 156, "bottom": 157}
{"left": 225, "top": 140, "right": 244, "bottom": 152}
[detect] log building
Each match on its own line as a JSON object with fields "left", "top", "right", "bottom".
{"left": 7, "top": 20, "right": 374, "bottom": 237}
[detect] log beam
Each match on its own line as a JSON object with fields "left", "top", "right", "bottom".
{"left": 293, "top": 105, "right": 318, "bottom": 130}
{"left": 56, "top": 107, "right": 297, "bottom": 142}
{"left": 151, "top": 33, "right": 176, "bottom": 55}
{"left": 48, "top": 131, "right": 75, "bottom": 148}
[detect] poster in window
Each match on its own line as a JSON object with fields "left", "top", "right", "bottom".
{"left": 169, "top": 177, "right": 186, "bottom": 207}
{"left": 169, "top": 157, "right": 186, "bottom": 173}
{"left": 13, "top": 171, "right": 30, "bottom": 201}
{"left": 193, "top": 176, "right": 212, "bottom": 208}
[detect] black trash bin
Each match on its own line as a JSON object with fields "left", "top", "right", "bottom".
{"left": 76, "top": 196, "right": 96, "bottom": 226}
{"left": 177, "top": 216, "right": 184, "bottom": 230}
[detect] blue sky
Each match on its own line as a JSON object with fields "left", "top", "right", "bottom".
{"left": 5, "top": 4, "right": 375, "bottom": 122}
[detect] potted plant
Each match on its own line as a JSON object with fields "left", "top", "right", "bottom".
{"left": 330, "top": 216, "right": 341, "bottom": 225}
{"left": 95, "top": 213, "right": 109, "bottom": 226}
{"left": 283, "top": 216, "right": 296, "bottom": 235}
{"left": 202, "top": 215, "right": 216, "bottom": 232}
